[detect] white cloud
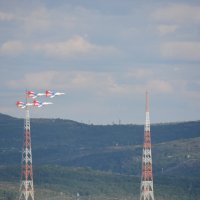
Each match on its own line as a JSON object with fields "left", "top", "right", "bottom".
{"left": 0, "top": 11, "right": 14, "bottom": 21}
{"left": 7, "top": 70, "right": 173, "bottom": 98}
{"left": 7, "top": 71, "right": 59, "bottom": 89}
{"left": 153, "top": 4, "right": 200, "bottom": 23}
{"left": 157, "top": 24, "right": 178, "bottom": 35}
{"left": 0, "top": 36, "right": 118, "bottom": 58}
{"left": 161, "top": 42, "right": 200, "bottom": 61}
{"left": 7, "top": 71, "right": 128, "bottom": 96}
{"left": 34, "top": 36, "right": 93, "bottom": 57}
{"left": 115, "top": 79, "right": 173, "bottom": 95}
{"left": 34, "top": 36, "right": 118, "bottom": 58}
{"left": 120, "top": 27, "right": 140, "bottom": 38}
{"left": 147, "top": 80, "right": 173, "bottom": 93}
{"left": 127, "top": 68, "right": 153, "bottom": 79}
{"left": 0, "top": 7, "right": 51, "bottom": 32}
{"left": 0, "top": 41, "right": 25, "bottom": 55}
{"left": 6, "top": 71, "right": 104, "bottom": 91}
{"left": 22, "top": 7, "right": 51, "bottom": 32}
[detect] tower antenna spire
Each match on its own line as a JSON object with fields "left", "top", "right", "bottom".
{"left": 140, "top": 91, "right": 155, "bottom": 200}
{"left": 146, "top": 90, "right": 149, "bottom": 112}
{"left": 17, "top": 91, "right": 53, "bottom": 200}
{"left": 17, "top": 89, "right": 63, "bottom": 199}
{"left": 19, "top": 104, "right": 35, "bottom": 200}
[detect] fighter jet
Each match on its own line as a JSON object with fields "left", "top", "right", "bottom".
{"left": 16, "top": 101, "right": 33, "bottom": 108}
{"left": 45, "top": 90, "right": 65, "bottom": 98}
{"left": 27, "top": 91, "right": 45, "bottom": 99}
{"left": 33, "top": 100, "right": 53, "bottom": 107}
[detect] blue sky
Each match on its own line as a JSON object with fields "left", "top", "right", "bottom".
{"left": 0, "top": 0, "right": 200, "bottom": 124}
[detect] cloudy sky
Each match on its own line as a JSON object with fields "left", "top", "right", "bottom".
{"left": 0, "top": 0, "right": 200, "bottom": 124}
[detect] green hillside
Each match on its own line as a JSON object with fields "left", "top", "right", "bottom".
{"left": 0, "top": 113, "right": 200, "bottom": 175}
{"left": 0, "top": 166, "right": 200, "bottom": 200}
{"left": 0, "top": 113, "right": 200, "bottom": 199}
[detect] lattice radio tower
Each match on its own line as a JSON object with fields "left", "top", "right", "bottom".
{"left": 19, "top": 104, "right": 34, "bottom": 200}
{"left": 16, "top": 91, "right": 54, "bottom": 200}
{"left": 139, "top": 91, "right": 155, "bottom": 200}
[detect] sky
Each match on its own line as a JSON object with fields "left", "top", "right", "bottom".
{"left": 0, "top": 0, "right": 200, "bottom": 124}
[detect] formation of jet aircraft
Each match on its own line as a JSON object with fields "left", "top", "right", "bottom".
{"left": 26, "top": 90, "right": 65, "bottom": 99}
{"left": 16, "top": 90, "right": 64, "bottom": 108}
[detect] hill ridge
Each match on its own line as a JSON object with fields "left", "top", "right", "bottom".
{"left": 1, "top": 112, "right": 199, "bottom": 126}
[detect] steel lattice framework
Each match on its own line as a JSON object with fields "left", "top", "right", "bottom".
{"left": 17, "top": 90, "right": 58, "bottom": 199}
{"left": 19, "top": 107, "right": 35, "bottom": 200}
{"left": 140, "top": 92, "right": 155, "bottom": 200}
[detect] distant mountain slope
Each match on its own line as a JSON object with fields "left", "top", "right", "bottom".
{"left": 0, "top": 113, "right": 200, "bottom": 199}
{"left": 0, "top": 113, "right": 200, "bottom": 176}
{"left": 0, "top": 166, "right": 199, "bottom": 200}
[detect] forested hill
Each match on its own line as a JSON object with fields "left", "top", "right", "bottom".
{"left": 0, "top": 112, "right": 199, "bottom": 148}
{"left": 1, "top": 113, "right": 200, "bottom": 199}
{"left": 0, "top": 113, "right": 200, "bottom": 174}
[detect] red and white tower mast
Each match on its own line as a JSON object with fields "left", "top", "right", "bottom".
{"left": 17, "top": 90, "right": 61, "bottom": 199}
{"left": 19, "top": 102, "right": 35, "bottom": 200}
{"left": 140, "top": 91, "right": 155, "bottom": 200}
